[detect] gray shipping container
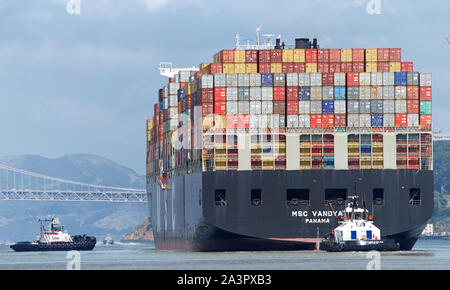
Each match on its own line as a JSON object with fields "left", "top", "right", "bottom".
{"left": 310, "top": 101, "right": 322, "bottom": 114}
{"left": 298, "top": 114, "right": 311, "bottom": 128}
{"left": 273, "top": 73, "right": 286, "bottom": 87}
{"left": 360, "top": 86, "right": 371, "bottom": 100}
{"left": 371, "top": 72, "right": 383, "bottom": 86}
{"left": 310, "top": 86, "right": 322, "bottom": 100}
{"left": 286, "top": 73, "right": 299, "bottom": 86}
{"left": 214, "top": 74, "right": 226, "bottom": 87}
{"left": 238, "top": 74, "right": 250, "bottom": 87}
{"left": 299, "top": 73, "right": 311, "bottom": 86}
{"left": 227, "top": 101, "right": 238, "bottom": 115}
{"left": 287, "top": 115, "right": 299, "bottom": 128}
{"left": 238, "top": 101, "right": 250, "bottom": 114}
{"left": 226, "top": 73, "right": 238, "bottom": 87}
{"left": 347, "top": 114, "right": 360, "bottom": 128}
{"left": 298, "top": 101, "right": 310, "bottom": 114}
{"left": 420, "top": 73, "right": 432, "bottom": 87}
{"left": 348, "top": 87, "right": 360, "bottom": 100}
{"left": 407, "top": 72, "right": 419, "bottom": 86}
{"left": 310, "top": 73, "right": 322, "bottom": 86}
{"left": 335, "top": 100, "right": 346, "bottom": 114}
{"left": 408, "top": 114, "right": 419, "bottom": 127}
{"left": 383, "top": 86, "right": 395, "bottom": 99}
{"left": 226, "top": 87, "right": 238, "bottom": 101}
{"left": 360, "top": 114, "right": 371, "bottom": 127}
{"left": 322, "top": 86, "right": 334, "bottom": 100}
{"left": 383, "top": 100, "right": 395, "bottom": 114}
{"left": 238, "top": 87, "right": 250, "bottom": 101}
{"left": 250, "top": 87, "right": 262, "bottom": 100}
{"left": 371, "top": 100, "right": 383, "bottom": 114}
{"left": 359, "top": 100, "right": 371, "bottom": 114}
{"left": 384, "top": 114, "right": 395, "bottom": 127}
{"left": 382, "top": 72, "right": 395, "bottom": 86}
{"left": 348, "top": 100, "right": 359, "bottom": 114}
{"left": 359, "top": 73, "right": 371, "bottom": 86}
{"left": 334, "top": 73, "right": 346, "bottom": 86}
{"left": 249, "top": 73, "right": 261, "bottom": 87}
{"left": 261, "top": 101, "right": 273, "bottom": 114}
{"left": 395, "top": 100, "right": 407, "bottom": 113}
{"left": 261, "top": 87, "right": 273, "bottom": 101}
{"left": 199, "top": 75, "right": 214, "bottom": 89}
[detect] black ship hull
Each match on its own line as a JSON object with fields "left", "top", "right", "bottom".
{"left": 147, "top": 169, "right": 433, "bottom": 251}
{"left": 10, "top": 236, "right": 96, "bottom": 252}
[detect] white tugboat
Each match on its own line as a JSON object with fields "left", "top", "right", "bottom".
{"left": 103, "top": 234, "right": 114, "bottom": 245}
{"left": 321, "top": 195, "right": 400, "bottom": 252}
{"left": 10, "top": 217, "right": 96, "bottom": 252}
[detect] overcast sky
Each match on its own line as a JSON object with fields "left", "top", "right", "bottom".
{"left": 0, "top": 0, "right": 449, "bottom": 174}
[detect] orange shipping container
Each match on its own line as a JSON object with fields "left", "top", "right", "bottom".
{"left": 352, "top": 49, "right": 365, "bottom": 62}
{"left": 406, "top": 86, "right": 419, "bottom": 99}
{"left": 420, "top": 115, "right": 432, "bottom": 130}
{"left": 389, "top": 48, "right": 401, "bottom": 62}
{"left": 329, "top": 49, "right": 341, "bottom": 62}
{"left": 220, "top": 49, "right": 234, "bottom": 63}
{"left": 420, "top": 87, "right": 432, "bottom": 101}
{"left": 407, "top": 100, "right": 419, "bottom": 114}
{"left": 377, "top": 48, "right": 390, "bottom": 62}
{"left": 318, "top": 49, "right": 329, "bottom": 63}
{"left": 305, "top": 49, "right": 318, "bottom": 63}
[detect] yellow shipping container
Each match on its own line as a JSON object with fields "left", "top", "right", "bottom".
{"left": 282, "top": 49, "right": 294, "bottom": 63}
{"left": 202, "top": 116, "right": 214, "bottom": 131}
{"left": 293, "top": 49, "right": 305, "bottom": 62}
{"left": 389, "top": 62, "right": 401, "bottom": 72}
{"left": 214, "top": 115, "right": 226, "bottom": 129}
{"left": 147, "top": 119, "right": 154, "bottom": 130}
{"left": 222, "top": 63, "right": 235, "bottom": 74}
{"left": 341, "top": 49, "right": 353, "bottom": 62}
{"left": 234, "top": 63, "right": 246, "bottom": 74}
{"left": 270, "top": 63, "right": 282, "bottom": 74}
{"left": 365, "top": 48, "right": 378, "bottom": 62}
{"left": 245, "top": 63, "right": 258, "bottom": 74}
{"left": 234, "top": 49, "right": 246, "bottom": 63}
{"left": 200, "top": 62, "right": 210, "bottom": 73}
{"left": 366, "top": 62, "right": 378, "bottom": 73}
{"left": 306, "top": 63, "right": 317, "bottom": 73}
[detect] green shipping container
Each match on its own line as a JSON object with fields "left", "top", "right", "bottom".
{"left": 420, "top": 101, "right": 432, "bottom": 115}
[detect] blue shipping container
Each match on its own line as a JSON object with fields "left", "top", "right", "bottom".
{"left": 334, "top": 86, "right": 346, "bottom": 100}
{"left": 395, "top": 72, "right": 407, "bottom": 86}
{"left": 322, "top": 101, "right": 335, "bottom": 114}
{"left": 371, "top": 113, "right": 383, "bottom": 128}
{"left": 261, "top": 73, "right": 274, "bottom": 87}
{"left": 177, "top": 88, "right": 185, "bottom": 99}
{"left": 299, "top": 87, "right": 311, "bottom": 100}
{"left": 323, "top": 156, "right": 335, "bottom": 169}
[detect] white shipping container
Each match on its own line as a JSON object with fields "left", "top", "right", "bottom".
{"left": 169, "top": 107, "right": 178, "bottom": 118}
{"left": 214, "top": 74, "right": 226, "bottom": 87}
{"left": 299, "top": 73, "right": 311, "bottom": 86}
{"left": 383, "top": 114, "right": 395, "bottom": 127}
{"left": 250, "top": 115, "right": 260, "bottom": 128}
{"left": 360, "top": 86, "right": 371, "bottom": 100}
{"left": 298, "top": 114, "right": 311, "bottom": 128}
{"left": 261, "top": 87, "right": 274, "bottom": 101}
{"left": 420, "top": 73, "right": 432, "bottom": 87}
{"left": 273, "top": 114, "right": 285, "bottom": 129}
{"left": 347, "top": 114, "right": 360, "bottom": 128}
{"left": 169, "top": 119, "right": 178, "bottom": 131}
{"left": 169, "top": 94, "right": 178, "bottom": 107}
{"left": 238, "top": 101, "right": 250, "bottom": 114}
{"left": 238, "top": 74, "right": 250, "bottom": 87}
{"left": 371, "top": 72, "right": 383, "bottom": 86}
{"left": 395, "top": 100, "right": 407, "bottom": 113}
{"left": 359, "top": 73, "right": 371, "bottom": 86}
{"left": 287, "top": 115, "right": 299, "bottom": 128}
{"left": 261, "top": 101, "right": 273, "bottom": 114}
{"left": 227, "top": 101, "right": 238, "bottom": 115}
{"left": 334, "top": 73, "right": 346, "bottom": 86}
{"left": 371, "top": 86, "right": 383, "bottom": 100}
{"left": 322, "top": 86, "right": 334, "bottom": 100}
{"left": 310, "top": 86, "right": 322, "bottom": 100}
{"left": 169, "top": 82, "right": 181, "bottom": 94}
{"left": 335, "top": 100, "right": 346, "bottom": 114}
{"left": 383, "top": 86, "right": 395, "bottom": 99}
{"left": 286, "top": 73, "right": 299, "bottom": 86}
{"left": 226, "top": 74, "right": 238, "bottom": 87}
{"left": 360, "top": 114, "right": 371, "bottom": 127}
{"left": 250, "top": 101, "right": 262, "bottom": 115}
{"left": 348, "top": 100, "right": 359, "bottom": 114}
{"left": 310, "top": 101, "right": 322, "bottom": 114}
{"left": 259, "top": 114, "right": 273, "bottom": 129}
{"left": 226, "top": 87, "right": 238, "bottom": 101}
{"left": 382, "top": 72, "right": 395, "bottom": 86}
{"left": 250, "top": 87, "right": 262, "bottom": 100}
{"left": 395, "top": 86, "right": 407, "bottom": 99}
{"left": 199, "top": 75, "right": 214, "bottom": 89}
{"left": 383, "top": 100, "right": 395, "bottom": 114}
{"left": 178, "top": 70, "right": 191, "bottom": 82}
{"left": 407, "top": 114, "right": 419, "bottom": 127}
{"left": 249, "top": 73, "right": 261, "bottom": 87}
{"left": 164, "top": 97, "right": 169, "bottom": 109}
{"left": 299, "top": 101, "right": 310, "bottom": 114}
{"left": 310, "top": 73, "right": 322, "bottom": 86}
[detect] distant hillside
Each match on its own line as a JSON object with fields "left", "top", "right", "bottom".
{"left": 434, "top": 141, "right": 450, "bottom": 193}
{"left": 0, "top": 154, "right": 148, "bottom": 243}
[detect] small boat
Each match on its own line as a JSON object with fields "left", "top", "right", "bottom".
{"left": 103, "top": 234, "right": 114, "bottom": 245}
{"left": 10, "top": 217, "right": 96, "bottom": 252}
{"left": 321, "top": 195, "right": 400, "bottom": 252}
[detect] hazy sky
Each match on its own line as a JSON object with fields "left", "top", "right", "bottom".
{"left": 0, "top": 0, "right": 449, "bottom": 174}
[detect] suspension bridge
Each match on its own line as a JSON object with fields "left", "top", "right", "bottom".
{"left": 0, "top": 163, "right": 147, "bottom": 203}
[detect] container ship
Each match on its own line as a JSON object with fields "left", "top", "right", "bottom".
{"left": 146, "top": 36, "right": 433, "bottom": 251}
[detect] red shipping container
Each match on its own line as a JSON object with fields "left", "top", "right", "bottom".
{"left": 401, "top": 62, "right": 413, "bottom": 72}
{"left": 335, "top": 114, "right": 347, "bottom": 127}
{"left": 420, "top": 87, "right": 432, "bottom": 101}
{"left": 179, "top": 82, "right": 186, "bottom": 89}
{"left": 322, "top": 73, "right": 334, "bottom": 86}
{"left": 352, "top": 62, "right": 365, "bottom": 73}
{"left": 377, "top": 62, "right": 390, "bottom": 72}
{"left": 420, "top": 115, "right": 432, "bottom": 129}
{"left": 406, "top": 86, "right": 419, "bottom": 99}
{"left": 329, "top": 49, "right": 341, "bottom": 62}
{"left": 341, "top": 62, "right": 353, "bottom": 73}
{"left": 318, "top": 49, "right": 329, "bottom": 63}
{"left": 352, "top": 49, "right": 365, "bottom": 62}
{"left": 389, "top": 48, "right": 401, "bottom": 62}
{"left": 214, "top": 87, "right": 226, "bottom": 102}
{"left": 318, "top": 63, "right": 330, "bottom": 73}
{"left": 220, "top": 49, "right": 234, "bottom": 63}
{"left": 286, "top": 100, "right": 299, "bottom": 115}
{"left": 245, "top": 49, "right": 258, "bottom": 63}
{"left": 214, "top": 101, "right": 226, "bottom": 115}
{"left": 273, "top": 101, "right": 286, "bottom": 114}
{"left": 311, "top": 114, "right": 322, "bottom": 128}
{"left": 407, "top": 100, "right": 419, "bottom": 113}
{"left": 305, "top": 49, "right": 318, "bottom": 63}
{"left": 329, "top": 62, "right": 341, "bottom": 73}
{"left": 347, "top": 73, "right": 360, "bottom": 86}
{"left": 259, "top": 63, "right": 271, "bottom": 73}
{"left": 200, "top": 88, "right": 214, "bottom": 103}
{"left": 202, "top": 103, "right": 214, "bottom": 116}
{"left": 258, "top": 49, "right": 271, "bottom": 63}
{"left": 287, "top": 87, "right": 299, "bottom": 100}
{"left": 395, "top": 114, "right": 408, "bottom": 128}
{"left": 377, "top": 48, "right": 390, "bottom": 62}
{"left": 322, "top": 114, "right": 335, "bottom": 128}
{"left": 158, "top": 89, "right": 163, "bottom": 101}
{"left": 187, "top": 95, "right": 193, "bottom": 108}
{"left": 282, "top": 63, "right": 294, "bottom": 73}
{"left": 226, "top": 115, "right": 238, "bottom": 129}
{"left": 237, "top": 114, "right": 250, "bottom": 129}
{"left": 293, "top": 63, "right": 306, "bottom": 73}
{"left": 210, "top": 63, "right": 223, "bottom": 74}
{"left": 273, "top": 87, "right": 286, "bottom": 101}
{"left": 178, "top": 100, "right": 184, "bottom": 113}
{"left": 271, "top": 49, "right": 283, "bottom": 62}
{"left": 154, "top": 103, "right": 159, "bottom": 114}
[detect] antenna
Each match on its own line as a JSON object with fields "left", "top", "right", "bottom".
{"left": 256, "top": 26, "right": 261, "bottom": 48}
{"left": 262, "top": 34, "right": 275, "bottom": 48}
{"left": 235, "top": 32, "right": 241, "bottom": 49}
